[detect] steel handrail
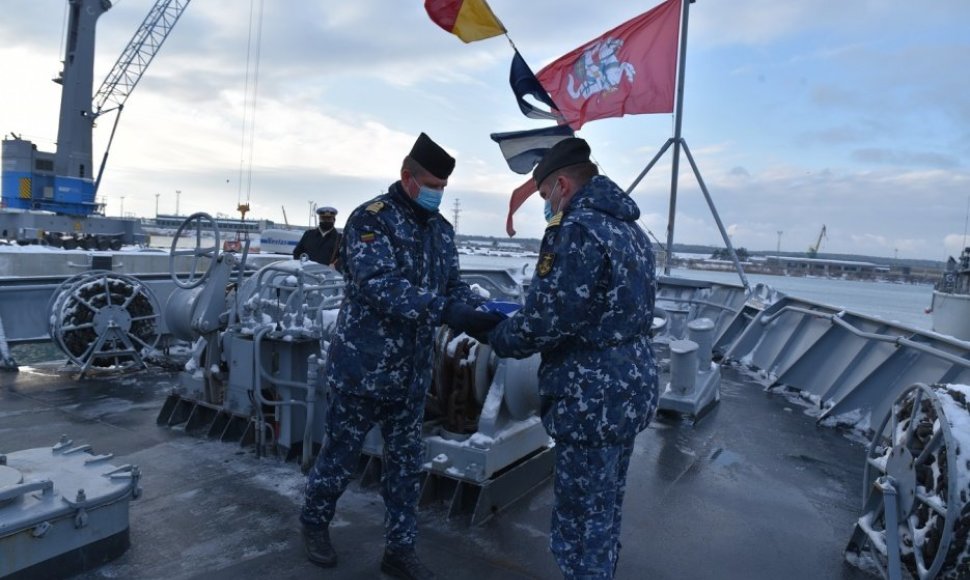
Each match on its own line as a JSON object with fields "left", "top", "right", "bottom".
{"left": 655, "top": 296, "right": 742, "bottom": 314}
{"left": 759, "top": 306, "right": 970, "bottom": 370}
{"left": 248, "top": 263, "right": 343, "bottom": 329}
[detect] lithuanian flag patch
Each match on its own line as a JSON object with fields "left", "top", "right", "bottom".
{"left": 360, "top": 232, "right": 377, "bottom": 243}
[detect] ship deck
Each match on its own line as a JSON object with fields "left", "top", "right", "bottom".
{"left": 1, "top": 362, "right": 874, "bottom": 580}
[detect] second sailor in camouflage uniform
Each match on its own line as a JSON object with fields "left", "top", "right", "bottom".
{"left": 489, "top": 138, "right": 658, "bottom": 580}
{"left": 300, "top": 133, "right": 502, "bottom": 580}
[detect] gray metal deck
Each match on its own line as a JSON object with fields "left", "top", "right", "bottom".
{"left": 0, "top": 362, "right": 873, "bottom": 579}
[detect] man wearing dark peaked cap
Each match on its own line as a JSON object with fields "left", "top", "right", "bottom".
{"left": 489, "top": 137, "right": 659, "bottom": 579}
{"left": 293, "top": 206, "right": 341, "bottom": 266}
{"left": 300, "top": 133, "right": 503, "bottom": 580}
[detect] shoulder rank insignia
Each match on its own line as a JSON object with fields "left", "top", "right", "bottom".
{"left": 536, "top": 252, "right": 556, "bottom": 277}
{"left": 366, "top": 201, "right": 385, "bottom": 214}
{"left": 546, "top": 212, "right": 563, "bottom": 228}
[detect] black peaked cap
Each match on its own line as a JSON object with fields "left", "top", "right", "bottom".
{"left": 533, "top": 137, "right": 591, "bottom": 187}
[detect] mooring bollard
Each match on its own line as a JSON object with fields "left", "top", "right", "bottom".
{"left": 688, "top": 318, "right": 715, "bottom": 371}
{"left": 669, "top": 339, "right": 699, "bottom": 396}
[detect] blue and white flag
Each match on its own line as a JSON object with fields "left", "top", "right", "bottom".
{"left": 510, "top": 50, "right": 563, "bottom": 121}
{"left": 490, "top": 125, "right": 575, "bottom": 175}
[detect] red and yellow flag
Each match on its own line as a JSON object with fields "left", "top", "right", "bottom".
{"left": 425, "top": 0, "right": 506, "bottom": 43}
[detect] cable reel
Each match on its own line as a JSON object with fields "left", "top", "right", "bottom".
{"left": 846, "top": 383, "right": 970, "bottom": 579}
{"left": 433, "top": 326, "right": 493, "bottom": 434}
{"left": 48, "top": 271, "right": 161, "bottom": 374}
{"left": 431, "top": 325, "right": 540, "bottom": 434}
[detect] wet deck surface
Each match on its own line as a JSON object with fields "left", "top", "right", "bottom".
{"left": 1, "top": 362, "right": 875, "bottom": 579}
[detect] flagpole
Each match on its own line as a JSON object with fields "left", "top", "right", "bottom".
{"left": 664, "top": 0, "right": 692, "bottom": 276}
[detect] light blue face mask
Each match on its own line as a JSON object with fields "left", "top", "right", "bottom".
{"left": 543, "top": 198, "right": 554, "bottom": 222}
{"left": 543, "top": 182, "right": 560, "bottom": 222}
{"left": 412, "top": 178, "right": 444, "bottom": 212}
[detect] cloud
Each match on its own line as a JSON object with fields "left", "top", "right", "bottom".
{"left": 663, "top": 161, "right": 970, "bottom": 258}
{"left": 851, "top": 148, "right": 961, "bottom": 169}
{"left": 797, "top": 122, "right": 890, "bottom": 146}
{"left": 944, "top": 235, "right": 969, "bottom": 257}
{"left": 691, "top": 2, "right": 960, "bottom": 48}
{"left": 2, "top": 0, "right": 968, "bottom": 261}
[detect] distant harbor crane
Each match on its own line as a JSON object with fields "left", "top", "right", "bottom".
{"left": 807, "top": 225, "right": 827, "bottom": 258}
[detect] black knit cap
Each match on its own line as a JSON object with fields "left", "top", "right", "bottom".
{"left": 409, "top": 132, "right": 456, "bottom": 180}
{"left": 533, "top": 137, "right": 591, "bottom": 187}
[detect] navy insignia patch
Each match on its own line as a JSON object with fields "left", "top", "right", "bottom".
{"left": 537, "top": 252, "right": 556, "bottom": 277}
{"left": 366, "top": 201, "right": 385, "bottom": 214}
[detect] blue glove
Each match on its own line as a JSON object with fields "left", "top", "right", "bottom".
{"left": 467, "top": 310, "right": 508, "bottom": 344}
{"left": 443, "top": 301, "right": 506, "bottom": 339}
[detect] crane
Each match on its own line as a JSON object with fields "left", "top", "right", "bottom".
{"left": 1, "top": 0, "right": 191, "bottom": 221}
{"left": 807, "top": 225, "right": 827, "bottom": 259}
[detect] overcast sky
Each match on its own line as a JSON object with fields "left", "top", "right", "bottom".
{"left": 1, "top": 0, "right": 968, "bottom": 260}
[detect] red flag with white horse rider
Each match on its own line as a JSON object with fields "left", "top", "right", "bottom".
{"left": 536, "top": 0, "right": 681, "bottom": 130}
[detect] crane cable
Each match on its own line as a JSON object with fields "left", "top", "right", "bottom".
{"left": 237, "top": 0, "right": 265, "bottom": 207}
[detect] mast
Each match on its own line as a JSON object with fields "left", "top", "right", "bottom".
{"left": 663, "top": 0, "right": 691, "bottom": 275}
{"left": 54, "top": 0, "right": 112, "bottom": 181}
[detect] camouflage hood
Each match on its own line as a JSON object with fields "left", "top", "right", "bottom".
{"left": 568, "top": 175, "right": 641, "bottom": 222}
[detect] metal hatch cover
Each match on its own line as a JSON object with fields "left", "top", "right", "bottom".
{"left": 0, "top": 440, "right": 141, "bottom": 579}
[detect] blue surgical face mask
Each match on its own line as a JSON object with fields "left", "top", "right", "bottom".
{"left": 411, "top": 178, "right": 444, "bottom": 212}
{"left": 543, "top": 182, "right": 560, "bottom": 222}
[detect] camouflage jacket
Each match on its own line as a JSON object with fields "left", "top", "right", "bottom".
{"left": 489, "top": 175, "right": 658, "bottom": 446}
{"left": 326, "top": 182, "right": 484, "bottom": 401}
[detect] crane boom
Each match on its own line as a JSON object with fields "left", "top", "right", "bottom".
{"left": 93, "top": 0, "right": 193, "bottom": 117}
{"left": 91, "top": 0, "right": 192, "bottom": 198}
{"left": 807, "top": 225, "right": 827, "bottom": 258}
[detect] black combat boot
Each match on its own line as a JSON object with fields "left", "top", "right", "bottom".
{"left": 380, "top": 548, "right": 435, "bottom": 579}
{"left": 302, "top": 525, "right": 337, "bottom": 567}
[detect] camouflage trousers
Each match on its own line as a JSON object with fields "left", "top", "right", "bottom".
{"left": 300, "top": 390, "right": 425, "bottom": 551}
{"left": 551, "top": 440, "right": 635, "bottom": 580}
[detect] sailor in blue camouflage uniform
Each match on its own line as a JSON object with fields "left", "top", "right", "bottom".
{"left": 300, "top": 133, "right": 503, "bottom": 580}
{"left": 488, "top": 138, "right": 658, "bottom": 580}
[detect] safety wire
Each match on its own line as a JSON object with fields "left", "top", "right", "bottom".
{"left": 237, "top": 0, "right": 265, "bottom": 210}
